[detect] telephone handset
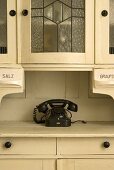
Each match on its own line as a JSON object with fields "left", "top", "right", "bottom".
{"left": 33, "top": 99, "right": 78, "bottom": 127}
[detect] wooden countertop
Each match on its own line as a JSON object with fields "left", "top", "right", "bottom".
{"left": 0, "top": 121, "right": 114, "bottom": 137}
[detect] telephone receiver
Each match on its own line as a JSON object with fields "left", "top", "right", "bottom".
{"left": 37, "top": 99, "right": 78, "bottom": 113}
{"left": 33, "top": 99, "right": 78, "bottom": 127}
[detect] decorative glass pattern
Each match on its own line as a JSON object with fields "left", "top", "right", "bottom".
{"left": 110, "top": 0, "right": 114, "bottom": 54}
{"left": 0, "top": 0, "right": 7, "bottom": 54}
{"left": 31, "top": 0, "right": 85, "bottom": 53}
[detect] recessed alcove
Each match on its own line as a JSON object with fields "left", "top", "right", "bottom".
{"left": 0, "top": 71, "right": 113, "bottom": 122}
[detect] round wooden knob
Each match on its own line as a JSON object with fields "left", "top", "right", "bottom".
{"left": 103, "top": 141, "right": 110, "bottom": 148}
{"left": 4, "top": 142, "right": 12, "bottom": 148}
{"left": 22, "top": 9, "right": 29, "bottom": 16}
{"left": 9, "top": 10, "right": 16, "bottom": 16}
{"left": 101, "top": 10, "right": 108, "bottom": 17}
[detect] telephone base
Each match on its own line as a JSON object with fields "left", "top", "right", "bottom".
{"left": 45, "top": 118, "right": 71, "bottom": 127}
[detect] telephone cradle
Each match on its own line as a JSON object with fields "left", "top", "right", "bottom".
{"left": 33, "top": 99, "right": 78, "bottom": 127}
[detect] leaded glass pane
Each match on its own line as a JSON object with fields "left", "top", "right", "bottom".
{"left": 109, "top": 0, "right": 114, "bottom": 54}
{"left": 72, "top": 0, "right": 85, "bottom": 8}
{"left": 44, "top": 5, "right": 53, "bottom": 20}
{"left": 31, "top": 17, "right": 43, "bottom": 52}
{"left": 31, "top": 0, "right": 43, "bottom": 8}
{"left": 72, "top": 17, "right": 85, "bottom": 52}
{"left": 31, "top": 9, "right": 43, "bottom": 17}
{"left": 63, "top": 4, "right": 71, "bottom": 21}
{"left": 60, "top": 0, "right": 71, "bottom": 7}
{"left": 31, "top": 0, "right": 85, "bottom": 53}
{"left": 44, "top": 0, "right": 56, "bottom": 7}
{"left": 0, "top": 0, "right": 7, "bottom": 54}
{"left": 58, "top": 19, "right": 71, "bottom": 52}
{"left": 44, "top": 18, "right": 57, "bottom": 52}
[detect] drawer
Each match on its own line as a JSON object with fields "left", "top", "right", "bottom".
{"left": 0, "top": 138, "right": 56, "bottom": 155}
{"left": 57, "top": 138, "right": 114, "bottom": 155}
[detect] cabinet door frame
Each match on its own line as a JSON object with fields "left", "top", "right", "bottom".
{"left": 95, "top": 0, "right": 114, "bottom": 64}
{"left": 0, "top": 0, "right": 17, "bottom": 63}
{"left": 18, "top": 0, "right": 94, "bottom": 64}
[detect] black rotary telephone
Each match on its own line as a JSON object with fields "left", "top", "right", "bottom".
{"left": 33, "top": 99, "right": 78, "bottom": 127}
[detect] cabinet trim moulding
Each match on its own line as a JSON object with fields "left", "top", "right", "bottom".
{"left": 22, "top": 64, "right": 93, "bottom": 71}
{"left": 22, "top": 64, "right": 114, "bottom": 71}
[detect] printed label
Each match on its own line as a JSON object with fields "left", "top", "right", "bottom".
{"left": 0, "top": 69, "right": 24, "bottom": 87}
{"left": 94, "top": 69, "right": 114, "bottom": 87}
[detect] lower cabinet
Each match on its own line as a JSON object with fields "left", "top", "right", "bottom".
{"left": 57, "top": 159, "right": 114, "bottom": 170}
{"left": 1, "top": 125, "right": 114, "bottom": 170}
{"left": 1, "top": 158, "right": 114, "bottom": 170}
{"left": 0, "top": 159, "right": 56, "bottom": 170}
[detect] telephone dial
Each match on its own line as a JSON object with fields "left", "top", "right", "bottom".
{"left": 33, "top": 99, "right": 78, "bottom": 127}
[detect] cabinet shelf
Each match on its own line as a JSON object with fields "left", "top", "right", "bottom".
{"left": 0, "top": 121, "right": 114, "bottom": 138}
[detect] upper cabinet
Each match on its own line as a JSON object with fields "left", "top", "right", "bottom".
{"left": 0, "top": 0, "right": 16, "bottom": 63}
{"left": 96, "top": 0, "right": 114, "bottom": 64}
{"left": 19, "top": 0, "right": 94, "bottom": 64}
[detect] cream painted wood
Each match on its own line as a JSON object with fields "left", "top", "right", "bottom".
{"left": 0, "top": 0, "right": 17, "bottom": 64}
{"left": 0, "top": 159, "right": 56, "bottom": 170}
{"left": 0, "top": 66, "right": 24, "bottom": 102}
{"left": 92, "top": 69, "right": 114, "bottom": 99}
{"left": 0, "top": 137, "right": 56, "bottom": 155}
{"left": 0, "top": 122, "right": 114, "bottom": 138}
{"left": 1, "top": 154, "right": 114, "bottom": 159}
{"left": 22, "top": 64, "right": 94, "bottom": 71}
{"left": 19, "top": 0, "right": 94, "bottom": 64}
{"left": 57, "top": 159, "right": 114, "bottom": 170}
{"left": 26, "top": 72, "right": 79, "bottom": 99}
{"left": 57, "top": 137, "right": 114, "bottom": 155}
{"left": 1, "top": 72, "right": 114, "bottom": 122}
{"left": 95, "top": 0, "right": 114, "bottom": 64}
{"left": 2, "top": 154, "right": 114, "bottom": 159}
{"left": 0, "top": 122, "right": 114, "bottom": 169}
{"left": 19, "top": 64, "right": 114, "bottom": 71}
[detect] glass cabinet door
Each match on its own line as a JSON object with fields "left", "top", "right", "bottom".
{"left": 20, "top": 0, "right": 94, "bottom": 64}
{"left": 96, "top": 0, "right": 114, "bottom": 64}
{"left": 31, "top": 0, "right": 85, "bottom": 53}
{"left": 0, "top": 0, "right": 16, "bottom": 63}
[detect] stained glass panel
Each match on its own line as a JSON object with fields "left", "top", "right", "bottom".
{"left": 31, "top": 0, "right": 85, "bottom": 53}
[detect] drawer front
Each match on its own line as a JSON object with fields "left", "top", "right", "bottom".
{"left": 57, "top": 138, "right": 114, "bottom": 155}
{"left": 0, "top": 138, "right": 56, "bottom": 155}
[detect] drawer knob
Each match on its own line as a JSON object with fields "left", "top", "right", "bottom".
{"left": 103, "top": 141, "right": 110, "bottom": 148}
{"left": 4, "top": 142, "right": 12, "bottom": 148}
{"left": 22, "top": 9, "right": 29, "bottom": 16}
{"left": 9, "top": 10, "right": 16, "bottom": 16}
{"left": 101, "top": 10, "right": 108, "bottom": 17}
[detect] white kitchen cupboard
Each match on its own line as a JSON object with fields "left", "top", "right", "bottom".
{"left": 18, "top": 0, "right": 94, "bottom": 64}
{"left": 0, "top": 0, "right": 17, "bottom": 63}
{"left": 95, "top": 0, "right": 114, "bottom": 64}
